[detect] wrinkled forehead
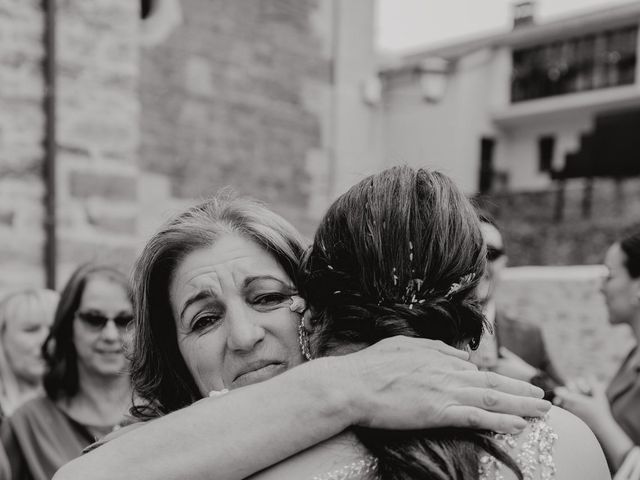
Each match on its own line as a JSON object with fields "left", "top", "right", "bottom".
{"left": 170, "top": 235, "right": 293, "bottom": 293}
{"left": 480, "top": 222, "right": 503, "bottom": 249}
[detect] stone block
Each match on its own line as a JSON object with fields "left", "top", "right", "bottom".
{"left": 86, "top": 209, "right": 137, "bottom": 236}
{"left": 57, "top": 235, "right": 138, "bottom": 276}
{"left": 68, "top": 170, "right": 137, "bottom": 201}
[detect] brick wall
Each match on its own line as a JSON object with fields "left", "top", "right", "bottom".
{"left": 139, "top": 0, "right": 333, "bottom": 237}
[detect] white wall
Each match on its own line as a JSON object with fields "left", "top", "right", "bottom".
{"left": 331, "top": 0, "right": 384, "bottom": 199}
{"left": 497, "top": 113, "right": 593, "bottom": 190}
{"left": 381, "top": 48, "right": 497, "bottom": 193}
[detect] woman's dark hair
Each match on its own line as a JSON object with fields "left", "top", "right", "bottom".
{"left": 620, "top": 229, "right": 640, "bottom": 279}
{"left": 302, "top": 166, "right": 521, "bottom": 480}
{"left": 130, "top": 192, "right": 307, "bottom": 419}
{"left": 42, "top": 263, "right": 132, "bottom": 400}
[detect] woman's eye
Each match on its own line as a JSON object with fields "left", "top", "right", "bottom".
{"left": 192, "top": 314, "right": 220, "bottom": 331}
{"left": 253, "top": 293, "right": 286, "bottom": 306}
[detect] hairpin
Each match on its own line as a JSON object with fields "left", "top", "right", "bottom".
{"left": 445, "top": 273, "right": 476, "bottom": 299}
{"left": 289, "top": 295, "right": 307, "bottom": 314}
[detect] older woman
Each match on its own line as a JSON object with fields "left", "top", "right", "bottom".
{"left": 57, "top": 192, "right": 551, "bottom": 480}
{"left": 555, "top": 229, "right": 640, "bottom": 477}
{"left": 0, "top": 288, "right": 59, "bottom": 417}
{"left": 1, "top": 264, "right": 133, "bottom": 480}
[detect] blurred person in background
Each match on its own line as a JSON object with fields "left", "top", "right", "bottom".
{"left": 555, "top": 229, "right": 640, "bottom": 477}
{"left": 1, "top": 263, "right": 133, "bottom": 480}
{"left": 0, "top": 289, "right": 59, "bottom": 417}
{"left": 472, "top": 213, "right": 564, "bottom": 400}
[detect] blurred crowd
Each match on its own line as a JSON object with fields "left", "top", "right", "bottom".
{"left": 0, "top": 184, "right": 638, "bottom": 480}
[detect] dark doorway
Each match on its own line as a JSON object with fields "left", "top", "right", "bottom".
{"left": 479, "top": 137, "right": 496, "bottom": 194}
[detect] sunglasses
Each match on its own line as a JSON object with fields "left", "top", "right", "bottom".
{"left": 486, "top": 246, "right": 505, "bottom": 262}
{"left": 76, "top": 310, "right": 134, "bottom": 330}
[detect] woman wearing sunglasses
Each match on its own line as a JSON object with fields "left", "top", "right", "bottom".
{"left": 0, "top": 263, "right": 134, "bottom": 480}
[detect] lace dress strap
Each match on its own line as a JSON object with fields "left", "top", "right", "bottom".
{"left": 479, "top": 416, "right": 558, "bottom": 480}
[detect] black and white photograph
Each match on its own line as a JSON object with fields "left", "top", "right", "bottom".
{"left": 0, "top": 0, "right": 639, "bottom": 478}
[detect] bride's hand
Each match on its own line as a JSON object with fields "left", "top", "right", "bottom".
{"left": 324, "top": 335, "right": 551, "bottom": 434}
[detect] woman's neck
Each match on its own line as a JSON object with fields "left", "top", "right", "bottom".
{"left": 1, "top": 377, "right": 41, "bottom": 414}
{"left": 63, "top": 367, "right": 131, "bottom": 427}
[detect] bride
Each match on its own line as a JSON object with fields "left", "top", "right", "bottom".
{"left": 251, "top": 166, "right": 610, "bottom": 480}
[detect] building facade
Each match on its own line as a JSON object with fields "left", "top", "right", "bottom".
{"left": 0, "top": 0, "right": 378, "bottom": 289}
{"left": 376, "top": 1, "right": 640, "bottom": 194}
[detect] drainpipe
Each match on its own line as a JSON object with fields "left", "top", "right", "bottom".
{"left": 42, "top": 0, "right": 57, "bottom": 289}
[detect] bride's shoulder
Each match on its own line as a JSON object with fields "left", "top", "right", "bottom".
{"left": 247, "top": 431, "right": 373, "bottom": 480}
{"left": 481, "top": 406, "right": 610, "bottom": 480}
{"left": 546, "top": 406, "right": 610, "bottom": 479}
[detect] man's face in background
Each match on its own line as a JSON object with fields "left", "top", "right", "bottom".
{"left": 476, "top": 221, "right": 508, "bottom": 304}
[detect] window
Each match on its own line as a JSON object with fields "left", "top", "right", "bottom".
{"left": 511, "top": 25, "right": 638, "bottom": 102}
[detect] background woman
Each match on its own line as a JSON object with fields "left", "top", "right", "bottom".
{"left": 56, "top": 193, "right": 551, "bottom": 480}
{"left": 0, "top": 288, "right": 59, "bottom": 417}
{"left": 1, "top": 263, "right": 133, "bottom": 480}
{"left": 556, "top": 229, "right": 640, "bottom": 476}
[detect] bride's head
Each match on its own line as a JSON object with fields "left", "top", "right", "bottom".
{"left": 303, "top": 166, "right": 486, "bottom": 356}
{"left": 301, "top": 166, "right": 520, "bottom": 480}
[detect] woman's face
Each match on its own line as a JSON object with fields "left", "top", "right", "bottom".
{"left": 2, "top": 302, "right": 53, "bottom": 385}
{"left": 602, "top": 243, "right": 639, "bottom": 325}
{"left": 73, "top": 275, "right": 133, "bottom": 378}
{"left": 169, "top": 233, "right": 304, "bottom": 395}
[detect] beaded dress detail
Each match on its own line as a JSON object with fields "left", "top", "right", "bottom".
{"left": 312, "top": 455, "right": 378, "bottom": 480}
{"left": 479, "top": 416, "right": 558, "bottom": 480}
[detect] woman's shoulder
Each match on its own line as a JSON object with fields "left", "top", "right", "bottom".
{"left": 5, "top": 395, "right": 57, "bottom": 424}
{"left": 547, "top": 406, "right": 610, "bottom": 479}
{"left": 481, "top": 407, "right": 610, "bottom": 480}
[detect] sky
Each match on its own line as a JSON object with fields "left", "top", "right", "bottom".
{"left": 377, "top": 0, "right": 632, "bottom": 53}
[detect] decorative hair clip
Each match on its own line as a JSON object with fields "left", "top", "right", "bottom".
{"left": 289, "top": 295, "right": 307, "bottom": 314}
{"left": 445, "top": 273, "right": 476, "bottom": 299}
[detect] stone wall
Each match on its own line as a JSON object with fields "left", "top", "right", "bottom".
{"left": 0, "top": 0, "right": 47, "bottom": 288}
{"left": 477, "top": 177, "right": 640, "bottom": 266}
{"left": 497, "top": 266, "right": 634, "bottom": 381}
{"left": 139, "top": 0, "right": 333, "bottom": 238}
{"left": 0, "top": 0, "right": 337, "bottom": 290}
{"left": 54, "top": 0, "right": 142, "bottom": 283}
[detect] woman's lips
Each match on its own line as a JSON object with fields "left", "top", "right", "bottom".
{"left": 231, "top": 362, "right": 286, "bottom": 389}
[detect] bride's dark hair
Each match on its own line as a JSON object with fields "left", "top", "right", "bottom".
{"left": 302, "top": 166, "right": 522, "bottom": 480}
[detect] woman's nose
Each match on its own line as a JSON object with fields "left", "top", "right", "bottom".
{"left": 225, "top": 305, "right": 265, "bottom": 352}
{"left": 100, "top": 319, "right": 121, "bottom": 341}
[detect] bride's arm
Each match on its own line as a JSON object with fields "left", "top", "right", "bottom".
{"left": 54, "top": 337, "right": 549, "bottom": 480}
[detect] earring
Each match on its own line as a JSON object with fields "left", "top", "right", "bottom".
{"left": 298, "top": 317, "right": 312, "bottom": 361}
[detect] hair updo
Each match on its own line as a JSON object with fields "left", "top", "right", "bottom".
{"left": 301, "top": 166, "right": 521, "bottom": 480}
{"left": 303, "top": 166, "right": 487, "bottom": 355}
